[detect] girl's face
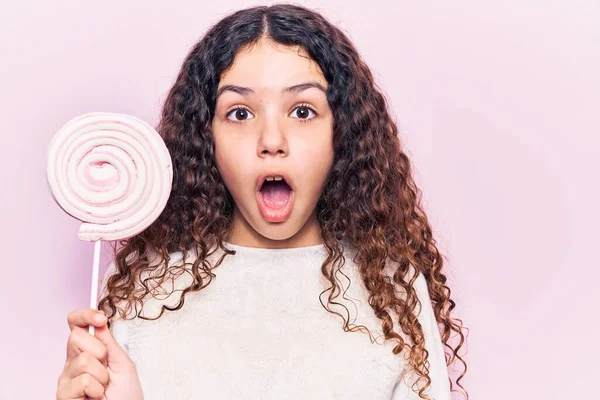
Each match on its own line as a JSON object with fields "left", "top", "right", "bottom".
{"left": 212, "top": 38, "right": 334, "bottom": 248}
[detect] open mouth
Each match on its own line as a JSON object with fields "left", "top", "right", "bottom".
{"left": 259, "top": 178, "right": 293, "bottom": 209}
{"left": 257, "top": 177, "right": 294, "bottom": 222}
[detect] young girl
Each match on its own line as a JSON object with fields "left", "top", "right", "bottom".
{"left": 56, "top": 4, "right": 468, "bottom": 400}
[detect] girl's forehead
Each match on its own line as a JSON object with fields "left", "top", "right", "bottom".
{"left": 219, "top": 41, "right": 326, "bottom": 91}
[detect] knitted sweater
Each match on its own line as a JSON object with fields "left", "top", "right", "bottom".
{"left": 101, "top": 241, "right": 452, "bottom": 400}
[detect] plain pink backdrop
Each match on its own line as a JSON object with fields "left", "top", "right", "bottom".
{"left": 1, "top": 1, "right": 598, "bottom": 399}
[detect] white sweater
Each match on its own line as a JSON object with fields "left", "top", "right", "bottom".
{"left": 101, "top": 241, "right": 451, "bottom": 400}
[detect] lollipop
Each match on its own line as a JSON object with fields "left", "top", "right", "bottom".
{"left": 46, "top": 112, "right": 173, "bottom": 335}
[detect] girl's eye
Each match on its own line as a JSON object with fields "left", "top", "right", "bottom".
{"left": 226, "top": 107, "right": 255, "bottom": 123}
{"left": 225, "top": 104, "right": 317, "bottom": 124}
{"left": 289, "top": 105, "right": 317, "bottom": 122}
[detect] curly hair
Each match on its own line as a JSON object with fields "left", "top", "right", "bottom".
{"left": 98, "top": 4, "right": 468, "bottom": 399}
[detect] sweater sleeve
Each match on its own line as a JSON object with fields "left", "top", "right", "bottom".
{"left": 390, "top": 271, "right": 451, "bottom": 400}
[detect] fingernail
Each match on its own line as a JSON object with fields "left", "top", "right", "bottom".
{"left": 95, "top": 312, "right": 107, "bottom": 323}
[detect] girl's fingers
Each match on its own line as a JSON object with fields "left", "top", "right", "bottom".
{"left": 62, "top": 351, "right": 110, "bottom": 388}
{"left": 66, "top": 326, "right": 108, "bottom": 365}
{"left": 58, "top": 371, "right": 105, "bottom": 400}
{"left": 67, "top": 307, "right": 107, "bottom": 331}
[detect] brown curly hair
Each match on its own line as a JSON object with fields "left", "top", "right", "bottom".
{"left": 98, "top": 4, "right": 469, "bottom": 399}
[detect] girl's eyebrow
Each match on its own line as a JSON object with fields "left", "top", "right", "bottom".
{"left": 216, "top": 81, "right": 326, "bottom": 99}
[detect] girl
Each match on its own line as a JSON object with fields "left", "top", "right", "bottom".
{"left": 56, "top": 4, "right": 468, "bottom": 400}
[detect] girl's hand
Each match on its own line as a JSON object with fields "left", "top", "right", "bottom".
{"left": 56, "top": 307, "right": 144, "bottom": 400}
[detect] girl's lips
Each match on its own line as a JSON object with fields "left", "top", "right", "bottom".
{"left": 256, "top": 189, "right": 295, "bottom": 222}
{"left": 255, "top": 171, "right": 295, "bottom": 192}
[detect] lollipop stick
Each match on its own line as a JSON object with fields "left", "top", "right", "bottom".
{"left": 88, "top": 240, "right": 102, "bottom": 336}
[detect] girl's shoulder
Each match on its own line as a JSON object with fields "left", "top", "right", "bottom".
{"left": 99, "top": 248, "right": 195, "bottom": 317}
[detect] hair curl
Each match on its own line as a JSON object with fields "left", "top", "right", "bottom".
{"left": 98, "top": 4, "right": 468, "bottom": 399}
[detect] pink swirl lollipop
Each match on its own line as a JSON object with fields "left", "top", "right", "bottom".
{"left": 46, "top": 111, "right": 173, "bottom": 335}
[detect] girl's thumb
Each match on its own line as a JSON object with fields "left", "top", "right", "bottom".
{"left": 93, "top": 322, "right": 133, "bottom": 371}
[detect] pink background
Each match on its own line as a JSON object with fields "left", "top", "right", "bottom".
{"left": 1, "top": 1, "right": 598, "bottom": 398}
